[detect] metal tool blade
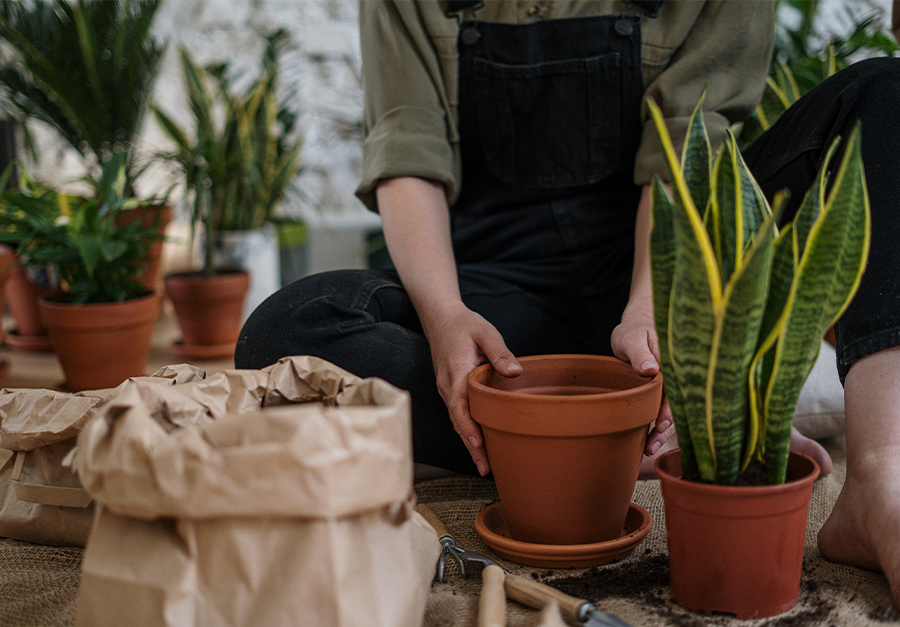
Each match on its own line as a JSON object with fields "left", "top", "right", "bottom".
{"left": 583, "top": 608, "right": 634, "bottom": 627}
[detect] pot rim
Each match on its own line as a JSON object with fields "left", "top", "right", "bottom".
{"left": 467, "top": 354, "right": 661, "bottom": 402}
{"left": 38, "top": 291, "right": 160, "bottom": 311}
{"left": 654, "top": 448, "right": 821, "bottom": 495}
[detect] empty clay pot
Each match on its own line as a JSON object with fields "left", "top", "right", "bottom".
{"left": 467, "top": 354, "right": 662, "bottom": 545}
{"left": 655, "top": 449, "right": 820, "bottom": 619}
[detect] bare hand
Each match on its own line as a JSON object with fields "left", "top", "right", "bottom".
{"left": 426, "top": 302, "right": 522, "bottom": 476}
{"left": 611, "top": 312, "right": 674, "bottom": 455}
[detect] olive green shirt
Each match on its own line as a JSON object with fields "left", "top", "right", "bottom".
{"left": 357, "top": 0, "right": 776, "bottom": 211}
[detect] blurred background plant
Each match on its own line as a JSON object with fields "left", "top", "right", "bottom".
{"left": 153, "top": 28, "right": 304, "bottom": 277}
{"left": 0, "top": 151, "right": 161, "bottom": 303}
{"left": 0, "top": 0, "right": 166, "bottom": 190}
{"left": 740, "top": 0, "right": 899, "bottom": 145}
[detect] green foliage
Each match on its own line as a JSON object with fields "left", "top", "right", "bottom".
{"left": 153, "top": 30, "right": 303, "bottom": 276}
{"left": 0, "top": 0, "right": 166, "bottom": 183}
{"left": 741, "top": 0, "right": 898, "bottom": 144}
{"left": 649, "top": 97, "right": 870, "bottom": 484}
{"left": 0, "top": 151, "right": 161, "bottom": 304}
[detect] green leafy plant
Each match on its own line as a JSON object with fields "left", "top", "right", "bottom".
{"left": 152, "top": 30, "right": 303, "bottom": 277}
{"left": 649, "top": 96, "right": 870, "bottom": 485}
{"left": 0, "top": 0, "right": 165, "bottom": 183}
{"left": 0, "top": 150, "right": 161, "bottom": 303}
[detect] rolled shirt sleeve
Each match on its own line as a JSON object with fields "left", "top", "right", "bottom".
{"left": 356, "top": 0, "right": 459, "bottom": 212}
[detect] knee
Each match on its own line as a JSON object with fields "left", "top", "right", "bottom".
{"left": 234, "top": 270, "right": 387, "bottom": 369}
{"left": 839, "top": 57, "right": 900, "bottom": 113}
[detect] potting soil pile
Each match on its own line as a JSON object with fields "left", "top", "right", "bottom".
{"left": 0, "top": 436, "right": 897, "bottom": 625}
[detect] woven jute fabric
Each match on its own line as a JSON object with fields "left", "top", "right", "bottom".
{"left": 0, "top": 436, "right": 897, "bottom": 626}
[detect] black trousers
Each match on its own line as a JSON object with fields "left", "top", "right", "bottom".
{"left": 236, "top": 58, "right": 900, "bottom": 474}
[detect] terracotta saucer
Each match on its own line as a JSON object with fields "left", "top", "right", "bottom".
{"left": 4, "top": 329, "right": 54, "bottom": 352}
{"left": 170, "top": 340, "right": 236, "bottom": 361}
{"left": 474, "top": 501, "right": 652, "bottom": 568}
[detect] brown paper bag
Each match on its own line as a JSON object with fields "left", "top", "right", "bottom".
{"left": 0, "top": 389, "right": 102, "bottom": 546}
{"left": 0, "top": 364, "right": 209, "bottom": 547}
{"left": 74, "top": 356, "right": 440, "bottom": 627}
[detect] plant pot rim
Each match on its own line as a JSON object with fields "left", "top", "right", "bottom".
{"left": 164, "top": 267, "right": 249, "bottom": 281}
{"left": 39, "top": 291, "right": 158, "bottom": 310}
{"left": 467, "top": 354, "right": 661, "bottom": 402}
{"left": 654, "top": 448, "right": 821, "bottom": 496}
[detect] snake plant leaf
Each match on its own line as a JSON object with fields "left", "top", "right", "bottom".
{"left": 668, "top": 181, "right": 718, "bottom": 479}
{"left": 682, "top": 95, "right": 711, "bottom": 220}
{"left": 649, "top": 178, "right": 695, "bottom": 474}
{"left": 648, "top": 98, "right": 723, "bottom": 477}
{"left": 763, "top": 125, "right": 870, "bottom": 483}
{"left": 708, "top": 211, "right": 776, "bottom": 483}
{"left": 793, "top": 139, "right": 838, "bottom": 257}
{"left": 712, "top": 138, "right": 739, "bottom": 283}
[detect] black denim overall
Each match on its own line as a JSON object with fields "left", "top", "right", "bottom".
{"left": 449, "top": 10, "right": 645, "bottom": 362}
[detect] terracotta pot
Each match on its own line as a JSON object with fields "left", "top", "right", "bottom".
{"left": 39, "top": 293, "right": 161, "bottom": 391}
{"left": 0, "top": 245, "right": 15, "bottom": 343}
{"left": 655, "top": 449, "right": 820, "bottom": 619}
{"left": 4, "top": 264, "right": 55, "bottom": 351}
{"left": 468, "top": 354, "right": 662, "bottom": 545}
{"left": 164, "top": 269, "right": 249, "bottom": 360}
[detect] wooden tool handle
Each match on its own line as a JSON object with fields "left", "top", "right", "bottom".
{"left": 478, "top": 564, "right": 507, "bottom": 627}
{"left": 415, "top": 503, "right": 451, "bottom": 540}
{"left": 504, "top": 574, "right": 586, "bottom": 622}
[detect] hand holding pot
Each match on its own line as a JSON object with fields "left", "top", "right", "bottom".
{"left": 423, "top": 300, "right": 523, "bottom": 477}
{"left": 611, "top": 309, "right": 675, "bottom": 456}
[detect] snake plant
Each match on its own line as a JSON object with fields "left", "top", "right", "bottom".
{"left": 648, "top": 97, "right": 870, "bottom": 484}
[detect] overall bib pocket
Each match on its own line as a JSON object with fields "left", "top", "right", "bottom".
{"left": 471, "top": 52, "right": 622, "bottom": 189}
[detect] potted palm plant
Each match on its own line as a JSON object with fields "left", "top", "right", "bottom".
{"left": 0, "top": 0, "right": 170, "bottom": 294}
{"left": 648, "top": 97, "right": 869, "bottom": 618}
{"left": 0, "top": 151, "right": 162, "bottom": 391}
{"left": 154, "top": 30, "right": 303, "bottom": 360}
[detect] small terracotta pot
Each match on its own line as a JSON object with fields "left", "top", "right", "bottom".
{"left": 39, "top": 293, "right": 161, "bottom": 391}
{"left": 655, "top": 449, "right": 820, "bottom": 619}
{"left": 468, "top": 354, "right": 662, "bottom": 545}
{"left": 0, "top": 245, "right": 16, "bottom": 343}
{"left": 5, "top": 264, "right": 53, "bottom": 346}
{"left": 164, "top": 269, "right": 249, "bottom": 359}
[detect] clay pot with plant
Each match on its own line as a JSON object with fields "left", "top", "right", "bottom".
{"left": 0, "top": 152, "right": 163, "bottom": 391}
{"left": 647, "top": 97, "right": 869, "bottom": 619}
{"left": 154, "top": 31, "right": 303, "bottom": 360}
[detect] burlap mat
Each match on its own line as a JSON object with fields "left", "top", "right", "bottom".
{"left": 0, "top": 436, "right": 896, "bottom": 626}
{"left": 415, "top": 436, "right": 900, "bottom": 626}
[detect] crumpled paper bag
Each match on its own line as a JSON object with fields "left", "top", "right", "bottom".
{"left": 0, "top": 364, "right": 209, "bottom": 547}
{"left": 74, "top": 355, "right": 440, "bottom": 627}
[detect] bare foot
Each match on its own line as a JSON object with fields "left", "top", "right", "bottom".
{"left": 818, "top": 455, "right": 900, "bottom": 607}
{"left": 817, "top": 348, "right": 900, "bottom": 609}
{"left": 790, "top": 427, "right": 833, "bottom": 476}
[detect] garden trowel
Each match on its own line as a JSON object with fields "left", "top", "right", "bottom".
{"left": 415, "top": 504, "right": 632, "bottom": 627}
